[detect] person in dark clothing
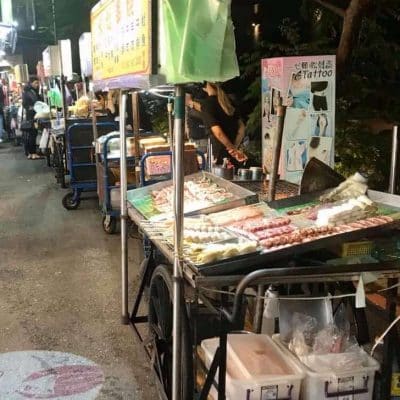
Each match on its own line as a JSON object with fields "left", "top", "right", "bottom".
{"left": 199, "top": 82, "right": 247, "bottom": 166}
{"left": 22, "top": 77, "right": 42, "bottom": 159}
{"left": 0, "top": 83, "right": 5, "bottom": 142}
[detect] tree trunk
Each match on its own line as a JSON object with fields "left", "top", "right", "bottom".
{"left": 337, "top": 0, "right": 371, "bottom": 73}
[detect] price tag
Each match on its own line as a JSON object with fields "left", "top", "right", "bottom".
{"left": 392, "top": 373, "right": 400, "bottom": 396}
{"left": 338, "top": 376, "right": 354, "bottom": 400}
{"left": 261, "top": 385, "right": 278, "bottom": 400}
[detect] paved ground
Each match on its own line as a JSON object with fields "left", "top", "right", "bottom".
{"left": 0, "top": 143, "right": 157, "bottom": 399}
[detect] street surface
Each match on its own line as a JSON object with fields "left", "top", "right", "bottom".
{"left": 0, "top": 144, "right": 157, "bottom": 399}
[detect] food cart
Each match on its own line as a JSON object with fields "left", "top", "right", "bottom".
{"left": 91, "top": 1, "right": 400, "bottom": 399}
{"left": 127, "top": 171, "right": 400, "bottom": 400}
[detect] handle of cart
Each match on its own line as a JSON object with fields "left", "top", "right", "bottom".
{"left": 101, "top": 132, "right": 136, "bottom": 222}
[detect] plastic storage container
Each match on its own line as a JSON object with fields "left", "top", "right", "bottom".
{"left": 272, "top": 335, "right": 380, "bottom": 400}
{"left": 201, "top": 333, "right": 304, "bottom": 400}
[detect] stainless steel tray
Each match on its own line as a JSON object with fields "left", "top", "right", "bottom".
{"left": 127, "top": 172, "right": 258, "bottom": 220}
{"left": 188, "top": 190, "right": 400, "bottom": 276}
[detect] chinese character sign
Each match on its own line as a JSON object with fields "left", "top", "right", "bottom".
{"left": 261, "top": 56, "right": 336, "bottom": 184}
{"left": 91, "top": 0, "right": 151, "bottom": 85}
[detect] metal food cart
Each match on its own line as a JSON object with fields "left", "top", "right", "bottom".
{"left": 127, "top": 175, "right": 400, "bottom": 400}
{"left": 89, "top": 1, "right": 400, "bottom": 399}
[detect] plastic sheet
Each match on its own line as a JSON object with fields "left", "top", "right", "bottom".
{"left": 288, "top": 305, "right": 369, "bottom": 372}
{"left": 159, "top": 0, "right": 239, "bottom": 83}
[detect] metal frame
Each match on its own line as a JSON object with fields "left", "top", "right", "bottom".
{"left": 117, "top": 51, "right": 400, "bottom": 400}
{"left": 129, "top": 237, "right": 400, "bottom": 400}
{"left": 65, "top": 121, "right": 118, "bottom": 206}
{"left": 139, "top": 150, "right": 206, "bottom": 186}
{"left": 389, "top": 125, "right": 399, "bottom": 195}
{"left": 101, "top": 132, "right": 136, "bottom": 220}
{"left": 127, "top": 183, "right": 400, "bottom": 400}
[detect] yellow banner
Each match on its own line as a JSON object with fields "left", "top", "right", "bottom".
{"left": 91, "top": 0, "right": 151, "bottom": 82}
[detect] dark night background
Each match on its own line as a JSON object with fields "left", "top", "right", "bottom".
{"left": 4, "top": 0, "right": 400, "bottom": 191}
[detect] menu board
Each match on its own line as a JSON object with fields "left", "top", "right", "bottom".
{"left": 91, "top": 0, "right": 152, "bottom": 89}
{"left": 261, "top": 56, "right": 336, "bottom": 184}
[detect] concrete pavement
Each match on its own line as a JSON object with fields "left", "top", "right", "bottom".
{"left": 0, "top": 144, "right": 157, "bottom": 399}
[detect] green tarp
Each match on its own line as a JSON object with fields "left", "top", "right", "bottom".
{"left": 159, "top": 0, "right": 239, "bottom": 84}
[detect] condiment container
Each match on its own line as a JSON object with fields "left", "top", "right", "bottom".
{"left": 237, "top": 168, "right": 252, "bottom": 180}
{"left": 213, "top": 165, "right": 234, "bottom": 180}
{"left": 250, "top": 166, "right": 263, "bottom": 181}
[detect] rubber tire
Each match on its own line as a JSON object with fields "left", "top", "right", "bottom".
{"left": 102, "top": 216, "right": 118, "bottom": 234}
{"left": 62, "top": 192, "right": 81, "bottom": 210}
{"left": 148, "top": 265, "right": 194, "bottom": 400}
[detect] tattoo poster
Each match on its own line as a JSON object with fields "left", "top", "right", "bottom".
{"left": 261, "top": 55, "right": 336, "bottom": 184}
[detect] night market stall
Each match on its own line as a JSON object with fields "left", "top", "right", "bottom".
{"left": 91, "top": 0, "right": 400, "bottom": 399}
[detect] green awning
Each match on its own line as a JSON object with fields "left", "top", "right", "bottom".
{"left": 159, "top": 0, "right": 239, "bottom": 84}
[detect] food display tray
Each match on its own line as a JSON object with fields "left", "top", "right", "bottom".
{"left": 234, "top": 180, "right": 299, "bottom": 201}
{"left": 127, "top": 172, "right": 259, "bottom": 220}
{"left": 186, "top": 190, "right": 400, "bottom": 276}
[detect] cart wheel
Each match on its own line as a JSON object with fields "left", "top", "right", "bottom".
{"left": 102, "top": 215, "right": 117, "bottom": 234}
{"left": 148, "top": 265, "right": 194, "bottom": 400}
{"left": 62, "top": 192, "right": 81, "bottom": 210}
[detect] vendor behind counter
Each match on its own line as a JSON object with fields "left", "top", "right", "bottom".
{"left": 105, "top": 90, "right": 152, "bottom": 132}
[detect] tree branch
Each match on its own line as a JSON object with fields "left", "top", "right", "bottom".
{"left": 310, "top": 0, "right": 346, "bottom": 18}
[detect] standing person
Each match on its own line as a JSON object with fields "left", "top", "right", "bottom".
{"left": 198, "top": 82, "right": 247, "bottom": 167}
{"left": 22, "top": 77, "right": 42, "bottom": 159}
{"left": 0, "top": 82, "right": 6, "bottom": 143}
{"left": 185, "top": 90, "right": 209, "bottom": 154}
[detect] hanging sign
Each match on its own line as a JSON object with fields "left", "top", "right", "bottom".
{"left": 91, "top": 0, "right": 152, "bottom": 90}
{"left": 42, "top": 45, "right": 61, "bottom": 77}
{"left": 79, "top": 32, "right": 93, "bottom": 78}
{"left": 59, "top": 39, "right": 73, "bottom": 81}
{"left": 261, "top": 55, "right": 336, "bottom": 184}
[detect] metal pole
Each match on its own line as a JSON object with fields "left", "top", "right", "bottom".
{"left": 207, "top": 136, "right": 213, "bottom": 172}
{"left": 167, "top": 99, "right": 173, "bottom": 148}
{"left": 254, "top": 284, "right": 265, "bottom": 334}
{"left": 172, "top": 84, "right": 185, "bottom": 400}
{"left": 268, "top": 100, "right": 286, "bottom": 202}
{"left": 131, "top": 92, "right": 141, "bottom": 159}
{"left": 389, "top": 125, "right": 398, "bottom": 194}
{"left": 51, "top": 0, "right": 57, "bottom": 44}
{"left": 120, "top": 91, "right": 129, "bottom": 325}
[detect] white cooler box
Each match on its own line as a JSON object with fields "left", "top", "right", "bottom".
{"left": 201, "top": 333, "right": 304, "bottom": 400}
{"left": 272, "top": 335, "right": 380, "bottom": 400}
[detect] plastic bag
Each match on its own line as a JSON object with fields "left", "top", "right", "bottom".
{"left": 288, "top": 312, "right": 318, "bottom": 357}
{"left": 313, "top": 304, "right": 350, "bottom": 354}
{"left": 39, "top": 128, "right": 50, "bottom": 150}
{"left": 159, "top": 0, "right": 239, "bottom": 83}
{"left": 288, "top": 304, "right": 368, "bottom": 372}
{"left": 300, "top": 350, "right": 369, "bottom": 372}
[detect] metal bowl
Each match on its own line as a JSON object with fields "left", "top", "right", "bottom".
{"left": 212, "top": 165, "right": 234, "bottom": 180}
